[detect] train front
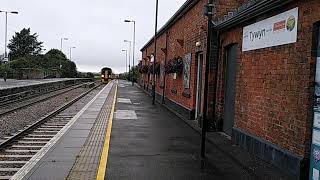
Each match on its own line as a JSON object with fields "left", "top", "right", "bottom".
{"left": 101, "top": 67, "right": 112, "bottom": 84}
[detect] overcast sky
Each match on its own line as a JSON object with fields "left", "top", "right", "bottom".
{"left": 0, "top": 0, "right": 187, "bottom": 73}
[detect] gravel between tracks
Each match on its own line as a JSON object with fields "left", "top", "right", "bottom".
{"left": 0, "top": 84, "right": 105, "bottom": 140}
{"left": 0, "top": 84, "right": 84, "bottom": 114}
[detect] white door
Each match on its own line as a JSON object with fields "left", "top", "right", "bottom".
{"left": 195, "top": 54, "right": 203, "bottom": 120}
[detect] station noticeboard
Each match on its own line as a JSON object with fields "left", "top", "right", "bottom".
{"left": 310, "top": 28, "right": 320, "bottom": 180}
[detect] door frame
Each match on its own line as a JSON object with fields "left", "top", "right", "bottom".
{"left": 309, "top": 21, "right": 320, "bottom": 180}
{"left": 222, "top": 43, "right": 238, "bottom": 135}
{"left": 195, "top": 53, "right": 203, "bottom": 121}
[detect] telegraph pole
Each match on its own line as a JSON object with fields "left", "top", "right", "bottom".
{"left": 152, "top": 0, "right": 159, "bottom": 105}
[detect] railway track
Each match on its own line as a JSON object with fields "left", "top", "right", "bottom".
{"left": 0, "top": 82, "right": 94, "bottom": 117}
{"left": 0, "top": 84, "right": 102, "bottom": 180}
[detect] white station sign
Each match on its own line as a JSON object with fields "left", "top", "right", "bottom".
{"left": 242, "top": 7, "right": 298, "bottom": 52}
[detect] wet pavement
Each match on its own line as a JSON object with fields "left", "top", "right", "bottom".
{"left": 106, "top": 81, "right": 253, "bottom": 180}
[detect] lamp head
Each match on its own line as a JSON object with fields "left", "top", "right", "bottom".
{"left": 124, "top": 20, "right": 131, "bottom": 22}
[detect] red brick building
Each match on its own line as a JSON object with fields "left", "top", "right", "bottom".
{"left": 139, "top": 0, "right": 320, "bottom": 179}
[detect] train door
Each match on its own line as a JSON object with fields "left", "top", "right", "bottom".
{"left": 105, "top": 70, "right": 110, "bottom": 83}
{"left": 223, "top": 44, "right": 238, "bottom": 135}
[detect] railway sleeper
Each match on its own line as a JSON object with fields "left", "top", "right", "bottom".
{"left": 17, "top": 141, "right": 48, "bottom": 144}
{"left": 41, "top": 125, "right": 65, "bottom": 128}
{"left": 0, "top": 155, "right": 33, "bottom": 158}
{"left": 0, "top": 163, "right": 25, "bottom": 169}
{"left": 5, "top": 149, "right": 39, "bottom": 153}
{"left": 44, "top": 122, "right": 69, "bottom": 125}
{"left": 0, "top": 168, "right": 20, "bottom": 172}
{"left": 9, "top": 146, "right": 42, "bottom": 151}
{"left": 37, "top": 127, "right": 62, "bottom": 130}
{"left": 32, "top": 130, "right": 59, "bottom": 134}
{"left": 0, "top": 161, "right": 28, "bottom": 164}
{"left": 0, "top": 176, "right": 12, "bottom": 180}
{"left": 0, "top": 171, "right": 18, "bottom": 177}
{"left": 0, "top": 156, "right": 31, "bottom": 161}
{"left": 22, "top": 137, "right": 51, "bottom": 141}
{"left": 26, "top": 134, "right": 54, "bottom": 138}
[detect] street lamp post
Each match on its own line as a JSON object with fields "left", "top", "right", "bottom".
{"left": 152, "top": 0, "right": 159, "bottom": 105}
{"left": 124, "top": 40, "right": 131, "bottom": 82}
{"left": 0, "top": 10, "right": 18, "bottom": 61}
{"left": 59, "top": 38, "right": 68, "bottom": 69}
{"left": 124, "top": 19, "right": 136, "bottom": 86}
{"left": 69, "top": 47, "right": 76, "bottom": 61}
{"left": 200, "top": 0, "right": 214, "bottom": 167}
{"left": 60, "top": 38, "right": 68, "bottom": 52}
{"left": 122, "top": 49, "right": 128, "bottom": 75}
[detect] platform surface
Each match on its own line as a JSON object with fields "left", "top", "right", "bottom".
{"left": 18, "top": 81, "right": 116, "bottom": 180}
{"left": 105, "top": 81, "right": 253, "bottom": 180}
{"left": 15, "top": 80, "right": 289, "bottom": 180}
{"left": 0, "top": 78, "right": 81, "bottom": 90}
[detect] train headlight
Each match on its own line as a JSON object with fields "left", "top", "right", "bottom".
{"left": 101, "top": 75, "right": 104, "bottom": 78}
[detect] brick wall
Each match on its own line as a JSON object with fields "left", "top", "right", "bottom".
{"left": 141, "top": 0, "right": 209, "bottom": 113}
{"left": 217, "top": 0, "right": 320, "bottom": 157}
{"left": 140, "top": 0, "right": 243, "bottom": 119}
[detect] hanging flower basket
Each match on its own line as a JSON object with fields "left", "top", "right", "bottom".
{"left": 138, "top": 62, "right": 143, "bottom": 73}
{"left": 148, "top": 63, "right": 160, "bottom": 74}
{"left": 155, "top": 63, "right": 160, "bottom": 74}
{"left": 164, "top": 62, "right": 174, "bottom": 74}
{"left": 148, "top": 64, "right": 153, "bottom": 74}
{"left": 141, "top": 65, "right": 149, "bottom": 74}
{"left": 165, "top": 56, "right": 183, "bottom": 74}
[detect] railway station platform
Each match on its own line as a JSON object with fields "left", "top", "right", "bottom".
{"left": 0, "top": 78, "right": 91, "bottom": 105}
{"left": 13, "top": 80, "right": 291, "bottom": 180}
{"left": 0, "top": 78, "right": 87, "bottom": 90}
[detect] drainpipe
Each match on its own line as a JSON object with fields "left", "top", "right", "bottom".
{"left": 201, "top": 0, "right": 214, "bottom": 166}
{"left": 162, "top": 32, "right": 169, "bottom": 104}
{"left": 152, "top": 0, "right": 159, "bottom": 105}
{"left": 211, "top": 30, "right": 219, "bottom": 130}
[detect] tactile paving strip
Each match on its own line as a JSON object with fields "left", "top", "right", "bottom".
{"left": 66, "top": 84, "right": 116, "bottom": 180}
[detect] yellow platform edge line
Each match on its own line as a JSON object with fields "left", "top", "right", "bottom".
{"left": 96, "top": 81, "right": 118, "bottom": 180}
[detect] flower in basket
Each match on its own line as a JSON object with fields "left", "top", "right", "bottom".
{"left": 138, "top": 62, "right": 143, "bottom": 73}
{"left": 148, "top": 63, "right": 161, "bottom": 74}
{"left": 154, "top": 62, "right": 160, "bottom": 74}
{"left": 164, "top": 61, "right": 174, "bottom": 74}
{"left": 171, "top": 56, "right": 183, "bottom": 74}
{"left": 141, "top": 65, "right": 149, "bottom": 74}
{"left": 148, "top": 64, "right": 153, "bottom": 74}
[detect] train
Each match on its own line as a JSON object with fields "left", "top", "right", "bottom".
{"left": 101, "top": 67, "right": 113, "bottom": 84}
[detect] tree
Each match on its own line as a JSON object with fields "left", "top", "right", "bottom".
{"left": 8, "top": 28, "right": 43, "bottom": 60}
{"left": 60, "top": 60, "right": 77, "bottom": 78}
{"left": 44, "top": 49, "right": 68, "bottom": 69}
{"left": 45, "top": 49, "right": 67, "bottom": 61}
{"left": 44, "top": 49, "right": 77, "bottom": 78}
